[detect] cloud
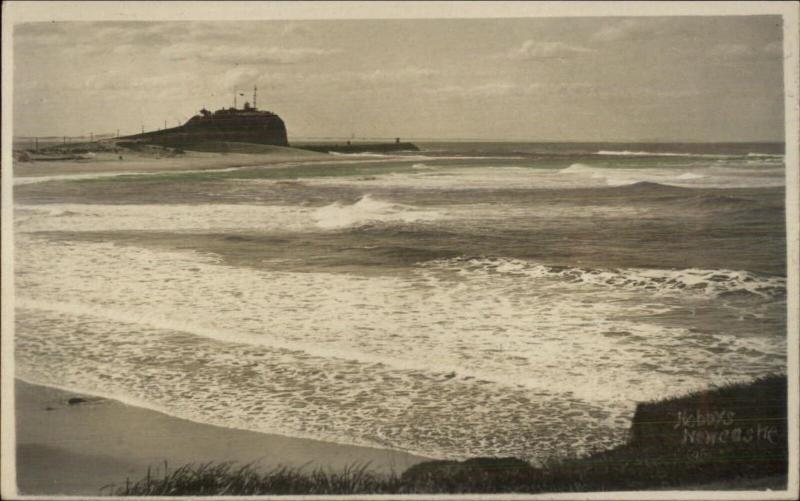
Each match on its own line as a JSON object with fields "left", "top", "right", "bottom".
{"left": 161, "top": 43, "right": 337, "bottom": 64}
{"left": 83, "top": 71, "right": 194, "bottom": 92}
{"left": 16, "top": 22, "right": 172, "bottom": 48}
{"left": 352, "top": 67, "right": 436, "bottom": 84}
{"left": 709, "top": 42, "right": 782, "bottom": 60}
{"left": 709, "top": 44, "right": 753, "bottom": 59}
{"left": 14, "top": 22, "right": 71, "bottom": 44}
{"left": 763, "top": 41, "right": 783, "bottom": 57}
{"left": 281, "top": 23, "right": 313, "bottom": 37}
{"left": 539, "top": 82, "right": 605, "bottom": 96}
{"left": 214, "top": 67, "right": 299, "bottom": 90}
{"left": 111, "top": 44, "right": 137, "bottom": 55}
{"left": 217, "top": 67, "right": 264, "bottom": 89}
{"left": 505, "top": 40, "right": 592, "bottom": 60}
{"left": 436, "top": 82, "right": 518, "bottom": 98}
{"left": 52, "top": 41, "right": 139, "bottom": 59}
{"left": 61, "top": 44, "right": 105, "bottom": 57}
{"left": 433, "top": 81, "right": 604, "bottom": 99}
{"left": 431, "top": 81, "right": 703, "bottom": 100}
{"left": 438, "top": 82, "right": 521, "bottom": 98}
{"left": 14, "top": 31, "right": 64, "bottom": 47}
{"left": 214, "top": 65, "right": 436, "bottom": 92}
{"left": 15, "top": 21, "right": 322, "bottom": 55}
{"left": 592, "top": 19, "right": 655, "bottom": 42}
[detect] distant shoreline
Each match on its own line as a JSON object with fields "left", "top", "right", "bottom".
{"left": 10, "top": 145, "right": 408, "bottom": 181}
{"left": 13, "top": 378, "right": 431, "bottom": 496}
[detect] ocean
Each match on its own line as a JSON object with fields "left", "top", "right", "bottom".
{"left": 13, "top": 141, "right": 787, "bottom": 463}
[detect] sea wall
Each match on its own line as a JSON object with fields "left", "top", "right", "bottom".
{"left": 299, "top": 142, "right": 419, "bottom": 154}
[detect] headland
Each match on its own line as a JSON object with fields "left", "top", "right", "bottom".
{"left": 13, "top": 86, "right": 419, "bottom": 161}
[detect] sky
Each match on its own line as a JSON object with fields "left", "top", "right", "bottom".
{"left": 12, "top": 16, "right": 785, "bottom": 142}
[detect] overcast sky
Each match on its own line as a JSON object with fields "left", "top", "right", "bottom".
{"left": 13, "top": 16, "right": 784, "bottom": 142}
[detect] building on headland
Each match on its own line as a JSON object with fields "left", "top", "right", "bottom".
{"left": 123, "top": 86, "right": 289, "bottom": 147}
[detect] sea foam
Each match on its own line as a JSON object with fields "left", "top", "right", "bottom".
{"left": 15, "top": 234, "right": 785, "bottom": 459}
{"left": 423, "top": 257, "right": 786, "bottom": 299}
{"left": 313, "top": 195, "right": 443, "bottom": 229}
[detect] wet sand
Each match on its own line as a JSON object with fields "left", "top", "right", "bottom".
{"left": 14, "top": 379, "right": 430, "bottom": 496}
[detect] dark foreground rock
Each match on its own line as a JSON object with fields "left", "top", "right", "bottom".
{"left": 401, "top": 457, "right": 538, "bottom": 492}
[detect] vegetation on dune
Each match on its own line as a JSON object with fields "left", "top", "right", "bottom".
{"left": 110, "top": 374, "right": 787, "bottom": 495}
{"left": 106, "top": 462, "right": 401, "bottom": 496}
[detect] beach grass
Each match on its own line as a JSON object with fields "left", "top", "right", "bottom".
{"left": 108, "top": 461, "right": 402, "bottom": 496}
{"left": 112, "top": 374, "right": 787, "bottom": 495}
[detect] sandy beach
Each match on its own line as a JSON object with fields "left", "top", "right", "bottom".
{"left": 10, "top": 147, "right": 339, "bottom": 179}
{"left": 14, "top": 379, "right": 430, "bottom": 496}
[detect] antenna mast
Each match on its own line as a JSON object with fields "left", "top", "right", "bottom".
{"left": 253, "top": 85, "right": 257, "bottom": 110}
{"left": 234, "top": 90, "right": 237, "bottom": 109}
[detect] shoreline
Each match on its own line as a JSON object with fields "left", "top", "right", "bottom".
{"left": 10, "top": 147, "right": 414, "bottom": 181}
{"left": 14, "top": 378, "right": 431, "bottom": 496}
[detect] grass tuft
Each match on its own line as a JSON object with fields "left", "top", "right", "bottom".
{"left": 111, "top": 461, "right": 402, "bottom": 496}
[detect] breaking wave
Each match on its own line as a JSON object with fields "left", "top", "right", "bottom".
{"left": 747, "top": 152, "right": 784, "bottom": 158}
{"left": 559, "top": 163, "right": 600, "bottom": 176}
{"left": 15, "top": 199, "right": 445, "bottom": 233}
{"left": 676, "top": 172, "right": 705, "bottom": 180}
{"left": 559, "top": 163, "right": 784, "bottom": 189}
{"left": 313, "top": 195, "right": 443, "bottom": 229}
{"left": 327, "top": 151, "right": 395, "bottom": 157}
{"left": 595, "top": 150, "right": 734, "bottom": 158}
{"left": 423, "top": 257, "right": 786, "bottom": 299}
